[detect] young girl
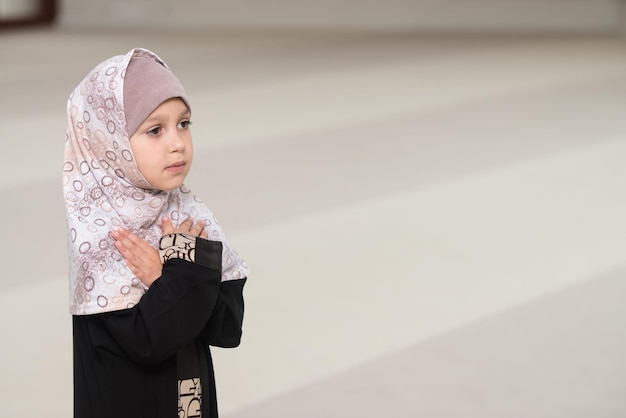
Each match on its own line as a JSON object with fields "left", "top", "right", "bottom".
{"left": 64, "top": 48, "right": 249, "bottom": 418}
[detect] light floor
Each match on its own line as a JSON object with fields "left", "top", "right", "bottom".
{"left": 1, "top": 28, "right": 625, "bottom": 417}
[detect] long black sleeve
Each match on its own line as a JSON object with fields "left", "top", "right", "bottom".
{"left": 85, "top": 257, "right": 222, "bottom": 364}
{"left": 201, "top": 277, "right": 247, "bottom": 348}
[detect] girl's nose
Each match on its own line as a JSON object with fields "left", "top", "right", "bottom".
{"left": 168, "top": 131, "right": 185, "bottom": 152}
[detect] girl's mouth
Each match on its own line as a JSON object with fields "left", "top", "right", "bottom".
{"left": 165, "top": 161, "right": 185, "bottom": 173}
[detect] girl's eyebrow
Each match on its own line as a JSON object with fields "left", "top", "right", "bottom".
{"left": 142, "top": 115, "right": 164, "bottom": 124}
{"left": 141, "top": 109, "right": 190, "bottom": 126}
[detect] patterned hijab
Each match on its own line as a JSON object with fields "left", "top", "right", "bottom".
{"left": 64, "top": 48, "right": 248, "bottom": 315}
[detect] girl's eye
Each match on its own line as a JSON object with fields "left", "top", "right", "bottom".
{"left": 147, "top": 126, "right": 161, "bottom": 136}
{"left": 178, "top": 120, "right": 192, "bottom": 129}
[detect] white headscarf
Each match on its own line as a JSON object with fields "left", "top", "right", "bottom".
{"left": 64, "top": 48, "right": 249, "bottom": 315}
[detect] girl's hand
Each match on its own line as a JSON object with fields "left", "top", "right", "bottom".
{"left": 161, "top": 216, "right": 208, "bottom": 239}
{"left": 111, "top": 217, "right": 207, "bottom": 287}
{"left": 112, "top": 228, "right": 162, "bottom": 287}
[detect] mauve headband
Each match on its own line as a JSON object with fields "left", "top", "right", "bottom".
{"left": 123, "top": 54, "right": 190, "bottom": 138}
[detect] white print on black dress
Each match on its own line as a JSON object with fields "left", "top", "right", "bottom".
{"left": 160, "top": 233, "right": 196, "bottom": 263}
{"left": 178, "top": 377, "right": 202, "bottom": 418}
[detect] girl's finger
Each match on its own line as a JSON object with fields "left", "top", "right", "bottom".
{"left": 190, "top": 220, "right": 206, "bottom": 237}
{"left": 161, "top": 216, "right": 174, "bottom": 235}
{"left": 178, "top": 218, "right": 194, "bottom": 232}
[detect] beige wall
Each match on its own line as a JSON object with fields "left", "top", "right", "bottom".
{"left": 59, "top": 0, "right": 620, "bottom": 32}
{"left": 0, "top": 0, "right": 40, "bottom": 19}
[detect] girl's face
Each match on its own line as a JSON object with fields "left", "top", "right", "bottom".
{"left": 129, "top": 98, "right": 193, "bottom": 191}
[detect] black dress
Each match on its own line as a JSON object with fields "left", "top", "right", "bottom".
{"left": 72, "top": 237, "right": 246, "bottom": 418}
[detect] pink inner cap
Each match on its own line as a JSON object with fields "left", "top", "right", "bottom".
{"left": 123, "top": 55, "right": 190, "bottom": 138}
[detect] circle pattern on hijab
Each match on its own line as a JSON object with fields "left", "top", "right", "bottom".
{"left": 64, "top": 48, "right": 249, "bottom": 315}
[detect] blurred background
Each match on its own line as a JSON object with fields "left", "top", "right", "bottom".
{"left": 1, "top": 0, "right": 626, "bottom": 416}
